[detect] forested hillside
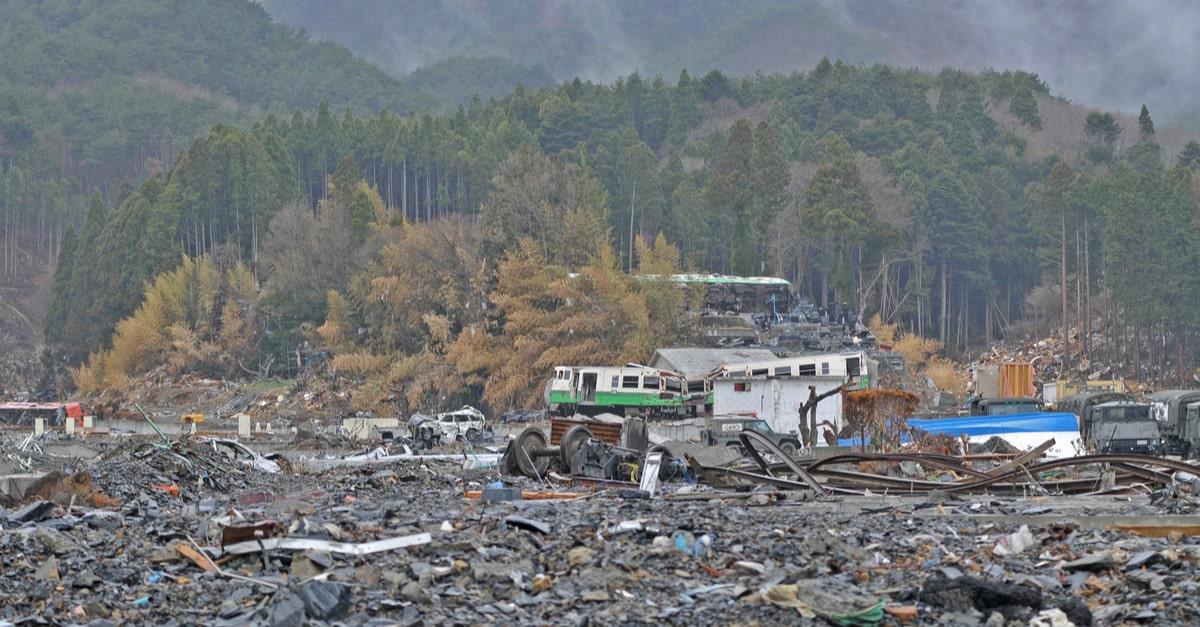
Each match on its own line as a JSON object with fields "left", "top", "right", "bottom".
{"left": 49, "top": 59, "right": 1200, "bottom": 410}
{"left": 262, "top": 0, "right": 1200, "bottom": 130}
{"left": 0, "top": 0, "right": 439, "bottom": 351}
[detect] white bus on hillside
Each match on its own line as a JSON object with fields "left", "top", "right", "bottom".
{"left": 707, "top": 351, "right": 874, "bottom": 390}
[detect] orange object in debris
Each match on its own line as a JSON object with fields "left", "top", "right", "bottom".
{"left": 999, "top": 362, "right": 1035, "bottom": 398}
{"left": 885, "top": 605, "right": 918, "bottom": 622}
{"left": 66, "top": 403, "right": 86, "bottom": 430}
{"left": 175, "top": 544, "right": 219, "bottom": 574}
{"left": 153, "top": 484, "right": 180, "bottom": 497}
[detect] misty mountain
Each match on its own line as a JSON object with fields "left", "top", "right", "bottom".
{"left": 261, "top": 0, "right": 1200, "bottom": 128}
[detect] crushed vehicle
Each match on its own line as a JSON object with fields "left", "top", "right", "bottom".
{"left": 700, "top": 416, "right": 802, "bottom": 457}
{"left": 200, "top": 438, "right": 285, "bottom": 473}
{"left": 1148, "top": 389, "right": 1200, "bottom": 457}
{"left": 408, "top": 406, "right": 491, "bottom": 448}
{"left": 1087, "top": 401, "right": 1163, "bottom": 455}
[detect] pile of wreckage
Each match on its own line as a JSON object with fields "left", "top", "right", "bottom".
{"left": 495, "top": 414, "right": 1200, "bottom": 501}
{"left": 8, "top": 405, "right": 1200, "bottom": 624}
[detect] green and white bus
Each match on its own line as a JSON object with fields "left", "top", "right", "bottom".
{"left": 545, "top": 365, "right": 697, "bottom": 417}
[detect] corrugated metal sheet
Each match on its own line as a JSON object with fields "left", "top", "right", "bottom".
{"left": 999, "top": 363, "right": 1035, "bottom": 398}
{"left": 550, "top": 416, "right": 622, "bottom": 445}
{"left": 649, "top": 347, "right": 777, "bottom": 380}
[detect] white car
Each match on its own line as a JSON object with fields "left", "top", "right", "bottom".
{"left": 409, "top": 406, "right": 491, "bottom": 447}
{"left": 431, "top": 406, "right": 488, "bottom": 442}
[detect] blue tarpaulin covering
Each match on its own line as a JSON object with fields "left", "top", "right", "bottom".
{"left": 838, "top": 412, "right": 1080, "bottom": 455}
{"left": 908, "top": 412, "right": 1079, "bottom": 436}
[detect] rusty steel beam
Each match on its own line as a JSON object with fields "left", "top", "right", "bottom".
{"left": 737, "top": 430, "right": 827, "bottom": 495}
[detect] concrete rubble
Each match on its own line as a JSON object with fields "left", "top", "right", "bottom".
{"left": 0, "top": 421, "right": 1198, "bottom": 626}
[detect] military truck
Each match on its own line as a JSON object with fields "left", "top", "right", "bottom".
{"left": 1147, "top": 390, "right": 1200, "bottom": 457}
{"left": 1055, "top": 391, "right": 1134, "bottom": 443}
{"left": 699, "top": 416, "right": 802, "bottom": 457}
{"left": 1087, "top": 401, "right": 1163, "bottom": 455}
{"left": 965, "top": 397, "right": 1044, "bottom": 417}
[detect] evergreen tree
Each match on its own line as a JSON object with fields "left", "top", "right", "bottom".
{"left": 44, "top": 225, "right": 78, "bottom": 343}
{"left": 1008, "top": 86, "right": 1042, "bottom": 129}
{"left": 1138, "top": 104, "right": 1155, "bottom": 137}
{"left": 752, "top": 121, "right": 791, "bottom": 246}
{"left": 704, "top": 120, "right": 755, "bottom": 274}
{"left": 1178, "top": 141, "right": 1200, "bottom": 170}
{"left": 61, "top": 191, "right": 111, "bottom": 359}
{"left": 1084, "top": 111, "right": 1121, "bottom": 164}
{"left": 668, "top": 70, "right": 703, "bottom": 147}
{"left": 1029, "top": 161, "right": 1078, "bottom": 340}
{"left": 1084, "top": 112, "right": 1122, "bottom": 145}
{"left": 699, "top": 70, "right": 731, "bottom": 102}
{"left": 802, "top": 135, "right": 874, "bottom": 306}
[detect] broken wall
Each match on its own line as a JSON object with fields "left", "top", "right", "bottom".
{"left": 712, "top": 377, "right": 844, "bottom": 441}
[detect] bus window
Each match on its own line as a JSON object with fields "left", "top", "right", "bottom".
{"left": 665, "top": 378, "right": 682, "bottom": 393}
{"left": 798, "top": 364, "right": 816, "bottom": 376}
{"left": 622, "top": 375, "right": 639, "bottom": 388}
{"left": 846, "top": 357, "right": 861, "bottom": 377}
{"left": 752, "top": 368, "right": 769, "bottom": 376}
{"left": 643, "top": 376, "right": 660, "bottom": 390}
{"left": 611, "top": 375, "right": 619, "bottom": 388}
{"left": 774, "top": 366, "right": 792, "bottom": 377}
{"left": 821, "top": 362, "right": 830, "bottom": 375}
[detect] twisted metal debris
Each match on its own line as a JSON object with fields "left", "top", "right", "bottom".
{"left": 688, "top": 433, "right": 1200, "bottom": 497}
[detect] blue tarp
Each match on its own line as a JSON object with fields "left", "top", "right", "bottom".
{"left": 838, "top": 412, "right": 1079, "bottom": 447}
{"left": 908, "top": 412, "right": 1079, "bottom": 436}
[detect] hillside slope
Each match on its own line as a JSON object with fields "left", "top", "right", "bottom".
{"left": 0, "top": 0, "right": 433, "bottom": 351}
{"left": 261, "top": 0, "right": 1200, "bottom": 129}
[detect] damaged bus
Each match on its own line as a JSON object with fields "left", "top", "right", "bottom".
{"left": 545, "top": 365, "right": 698, "bottom": 417}
{"left": 707, "top": 351, "right": 874, "bottom": 390}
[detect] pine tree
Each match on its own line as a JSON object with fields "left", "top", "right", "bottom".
{"left": 60, "top": 190, "right": 111, "bottom": 359}
{"left": 1127, "top": 109, "right": 1163, "bottom": 173}
{"left": 752, "top": 121, "right": 791, "bottom": 265}
{"left": 1008, "top": 86, "right": 1041, "bottom": 129}
{"left": 1085, "top": 112, "right": 1122, "bottom": 145}
{"left": 1178, "top": 141, "right": 1200, "bottom": 170}
{"left": 1138, "top": 104, "right": 1155, "bottom": 137}
{"left": 802, "top": 135, "right": 874, "bottom": 306}
{"left": 705, "top": 120, "right": 755, "bottom": 274}
{"left": 330, "top": 154, "right": 360, "bottom": 199}
{"left": 1029, "top": 161, "right": 1077, "bottom": 351}
{"left": 44, "top": 225, "right": 78, "bottom": 343}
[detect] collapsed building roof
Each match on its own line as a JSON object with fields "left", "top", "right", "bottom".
{"left": 648, "top": 347, "right": 778, "bottom": 381}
